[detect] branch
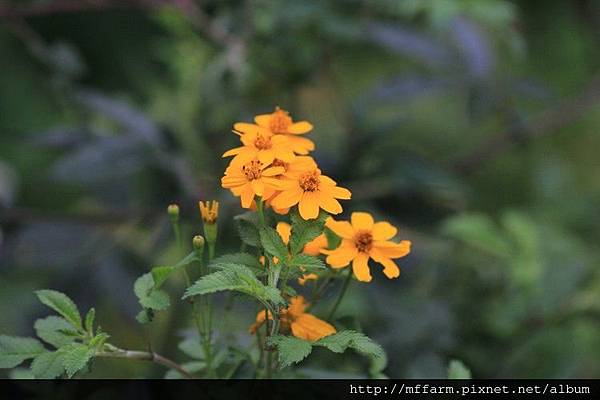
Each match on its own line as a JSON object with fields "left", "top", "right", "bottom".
{"left": 96, "top": 347, "right": 194, "bottom": 378}
{"left": 454, "top": 74, "right": 600, "bottom": 174}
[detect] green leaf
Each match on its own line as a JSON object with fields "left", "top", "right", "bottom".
{"left": 441, "top": 213, "right": 511, "bottom": 257}
{"left": 448, "top": 359, "right": 472, "bottom": 379}
{"left": 315, "top": 330, "right": 384, "bottom": 360}
{"left": 290, "top": 209, "right": 328, "bottom": 254}
{"left": 267, "top": 335, "right": 313, "bottom": 368}
{"left": 35, "top": 290, "right": 82, "bottom": 331}
{"left": 0, "top": 336, "right": 46, "bottom": 368}
{"left": 183, "top": 264, "right": 284, "bottom": 306}
{"left": 234, "top": 212, "right": 260, "bottom": 247}
{"left": 135, "top": 310, "right": 152, "bottom": 324}
{"left": 9, "top": 368, "right": 35, "bottom": 379}
{"left": 260, "top": 227, "right": 289, "bottom": 261}
{"left": 84, "top": 308, "right": 95, "bottom": 335}
{"left": 134, "top": 273, "right": 170, "bottom": 311}
{"left": 60, "top": 343, "right": 94, "bottom": 378}
{"left": 288, "top": 254, "right": 326, "bottom": 271}
{"left": 210, "top": 253, "right": 263, "bottom": 273}
{"left": 34, "top": 316, "right": 76, "bottom": 348}
{"left": 31, "top": 351, "right": 65, "bottom": 379}
{"left": 324, "top": 227, "right": 341, "bottom": 249}
{"left": 89, "top": 332, "right": 110, "bottom": 348}
{"left": 152, "top": 252, "right": 200, "bottom": 288}
{"left": 178, "top": 338, "right": 204, "bottom": 360}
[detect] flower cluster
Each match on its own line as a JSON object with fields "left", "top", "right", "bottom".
{"left": 221, "top": 107, "right": 351, "bottom": 220}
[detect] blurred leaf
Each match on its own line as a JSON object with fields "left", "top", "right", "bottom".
{"left": 134, "top": 273, "right": 170, "bottom": 311}
{"left": 448, "top": 359, "right": 472, "bottom": 379}
{"left": 441, "top": 213, "right": 511, "bottom": 256}
{"left": 0, "top": 336, "right": 46, "bottom": 368}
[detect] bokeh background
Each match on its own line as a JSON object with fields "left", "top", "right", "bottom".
{"left": 1, "top": 0, "right": 600, "bottom": 379}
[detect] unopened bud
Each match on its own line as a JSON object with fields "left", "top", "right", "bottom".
{"left": 167, "top": 204, "right": 179, "bottom": 222}
{"left": 193, "top": 235, "right": 205, "bottom": 251}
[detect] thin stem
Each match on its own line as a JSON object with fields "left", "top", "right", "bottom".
{"left": 327, "top": 269, "right": 353, "bottom": 321}
{"left": 97, "top": 348, "right": 193, "bottom": 379}
{"left": 257, "top": 197, "right": 266, "bottom": 227}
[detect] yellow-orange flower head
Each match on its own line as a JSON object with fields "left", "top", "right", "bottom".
{"left": 199, "top": 200, "right": 219, "bottom": 224}
{"left": 221, "top": 159, "right": 284, "bottom": 208}
{"left": 322, "top": 212, "right": 411, "bottom": 282}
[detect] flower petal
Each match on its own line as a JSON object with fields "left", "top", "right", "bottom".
{"left": 352, "top": 252, "right": 372, "bottom": 282}
{"left": 298, "top": 191, "right": 320, "bottom": 219}
{"left": 373, "top": 240, "right": 411, "bottom": 259}
{"left": 251, "top": 179, "right": 264, "bottom": 196}
{"left": 323, "top": 241, "right": 357, "bottom": 268}
{"left": 372, "top": 222, "right": 397, "bottom": 241}
{"left": 325, "top": 219, "right": 354, "bottom": 239}
{"left": 254, "top": 114, "right": 272, "bottom": 128}
{"left": 303, "top": 233, "right": 328, "bottom": 256}
{"left": 276, "top": 222, "right": 291, "bottom": 245}
{"left": 271, "top": 187, "right": 303, "bottom": 209}
{"left": 316, "top": 191, "right": 343, "bottom": 214}
{"left": 257, "top": 149, "right": 275, "bottom": 165}
{"left": 351, "top": 212, "right": 374, "bottom": 231}
{"left": 240, "top": 184, "right": 255, "bottom": 208}
{"left": 370, "top": 248, "right": 400, "bottom": 279}
{"left": 222, "top": 147, "right": 243, "bottom": 157}
{"left": 233, "top": 122, "right": 258, "bottom": 134}
{"left": 287, "top": 121, "right": 313, "bottom": 134}
{"left": 291, "top": 314, "right": 336, "bottom": 341}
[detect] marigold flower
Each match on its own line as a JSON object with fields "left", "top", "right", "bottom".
{"left": 249, "top": 296, "right": 335, "bottom": 341}
{"left": 221, "top": 159, "right": 284, "bottom": 208}
{"left": 322, "top": 212, "right": 411, "bottom": 282}
{"left": 234, "top": 107, "right": 315, "bottom": 155}
{"left": 271, "top": 167, "right": 351, "bottom": 220}
{"left": 199, "top": 200, "right": 219, "bottom": 224}
{"left": 223, "top": 126, "right": 295, "bottom": 166}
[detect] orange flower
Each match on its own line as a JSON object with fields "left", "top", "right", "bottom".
{"left": 271, "top": 167, "right": 351, "bottom": 220}
{"left": 223, "top": 126, "right": 295, "bottom": 166}
{"left": 234, "top": 107, "right": 315, "bottom": 155}
{"left": 198, "top": 200, "right": 219, "bottom": 224}
{"left": 303, "top": 233, "right": 328, "bottom": 256}
{"left": 322, "top": 212, "right": 411, "bottom": 282}
{"left": 221, "top": 159, "right": 284, "bottom": 208}
{"left": 249, "top": 296, "right": 335, "bottom": 341}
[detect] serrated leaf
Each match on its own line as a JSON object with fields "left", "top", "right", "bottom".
{"left": 0, "top": 336, "right": 46, "bottom": 368}
{"left": 234, "top": 212, "right": 260, "bottom": 247}
{"left": 289, "top": 254, "right": 326, "bottom": 271}
{"left": 31, "top": 351, "right": 65, "bottom": 379}
{"left": 60, "top": 343, "right": 94, "bottom": 378}
{"left": 210, "top": 253, "right": 263, "bottom": 274}
{"left": 35, "top": 290, "right": 82, "bottom": 331}
{"left": 315, "top": 330, "right": 384, "bottom": 360}
{"left": 178, "top": 338, "right": 204, "bottom": 360}
{"left": 84, "top": 308, "right": 95, "bottom": 335}
{"left": 152, "top": 252, "right": 200, "bottom": 288}
{"left": 448, "top": 359, "right": 472, "bottom": 379}
{"left": 267, "top": 335, "right": 313, "bottom": 368}
{"left": 290, "top": 209, "right": 328, "bottom": 254}
{"left": 260, "top": 227, "right": 289, "bottom": 261}
{"left": 134, "top": 273, "right": 170, "bottom": 311}
{"left": 183, "top": 264, "right": 284, "bottom": 306}
{"left": 34, "top": 316, "right": 76, "bottom": 348}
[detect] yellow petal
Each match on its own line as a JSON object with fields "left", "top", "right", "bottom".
{"left": 233, "top": 122, "right": 258, "bottom": 134}
{"left": 351, "top": 212, "right": 374, "bottom": 231}
{"left": 298, "top": 191, "right": 320, "bottom": 220}
{"left": 370, "top": 248, "right": 400, "bottom": 279}
{"left": 276, "top": 222, "right": 292, "bottom": 245}
{"left": 373, "top": 240, "right": 411, "bottom": 259}
{"left": 303, "top": 233, "right": 328, "bottom": 256}
{"left": 251, "top": 179, "right": 264, "bottom": 196}
{"left": 352, "top": 252, "right": 372, "bottom": 282}
{"left": 323, "top": 241, "right": 357, "bottom": 268}
{"left": 254, "top": 114, "right": 272, "bottom": 128}
{"left": 316, "top": 191, "right": 343, "bottom": 214}
{"left": 325, "top": 219, "right": 354, "bottom": 239}
{"left": 291, "top": 314, "right": 336, "bottom": 341}
{"left": 240, "top": 185, "right": 255, "bottom": 208}
{"left": 257, "top": 149, "right": 275, "bottom": 165}
{"left": 271, "top": 187, "right": 303, "bottom": 209}
{"left": 331, "top": 186, "right": 352, "bottom": 200}
{"left": 372, "top": 222, "right": 397, "bottom": 241}
{"left": 287, "top": 121, "right": 313, "bottom": 134}
{"left": 222, "top": 147, "right": 243, "bottom": 157}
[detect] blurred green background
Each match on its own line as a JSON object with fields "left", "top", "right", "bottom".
{"left": 1, "top": 0, "right": 600, "bottom": 378}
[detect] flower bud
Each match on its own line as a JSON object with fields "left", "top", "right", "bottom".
{"left": 167, "top": 204, "right": 180, "bottom": 223}
{"left": 193, "top": 235, "right": 205, "bottom": 251}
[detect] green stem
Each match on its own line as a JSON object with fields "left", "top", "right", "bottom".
{"left": 98, "top": 346, "right": 193, "bottom": 379}
{"left": 327, "top": 269, "right": 353, "bottom": 321}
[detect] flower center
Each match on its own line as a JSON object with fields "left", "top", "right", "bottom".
{"left": 299, "top": 170, "right": 320, "bottom": 192}
{"left": 354, "top": 231, "right": 373, "bottom": 253}
{"left": 254, "top": 134, "right": 272, "bottom": 150}
{"left": 269, "top": 108, "right": 292, "bottom": 134}
{"left": 242, "top": 160, "right": 263, "bottom": 181}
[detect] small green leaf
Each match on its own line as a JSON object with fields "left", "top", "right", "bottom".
{"left": 448, "top": 359, "right": 472, "bottom": 379}
{"left": 34, "top": 316, "right": 76, "bottom": 348}
{"left": 84, "top": 308, "right": 95, "bottom": 335}
{"left": 234, "top": 212, "right": 261, "bottom": 247}
{"left": 183, "top": 264, "right": 284, "bottom": 306}
{"left": 210, "top": 253, "right": 263, "bottom": 274}
{"left": 267, "top": 335, "right": 313, "bottom": 368}
{"left": 135, "top": 310, "right": 152, "bottom": 324}
{"left": 178, "top": 338, "right": 204, "bottom": 360}
{"left": 290, "top": 209, "right": 328, "bottom": 254}
{"left": 134, "top": 273, "right": 170, "bottom": 311}
{"left": 152, "top": 252, "right": 200, "bottom": 288}
{"left": 315, "top": 330, "right": 384, "bottom": 360}
{"left": 31, "top": 351, "right": 65, "bottom": 379}
{"left": 0, "top": 336, "right": 46, "bottom": 368}
{"left": 260, "top": 227, "right": 289, "bottom": 261}
{"left": 288, "top": 254, "right": 326, "bottom": 271}
{"left": 35, "top": 290, "right": 82, "bottom": 331}
{"left": 60, "top": 343, "right": 94, "bottom": 378}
